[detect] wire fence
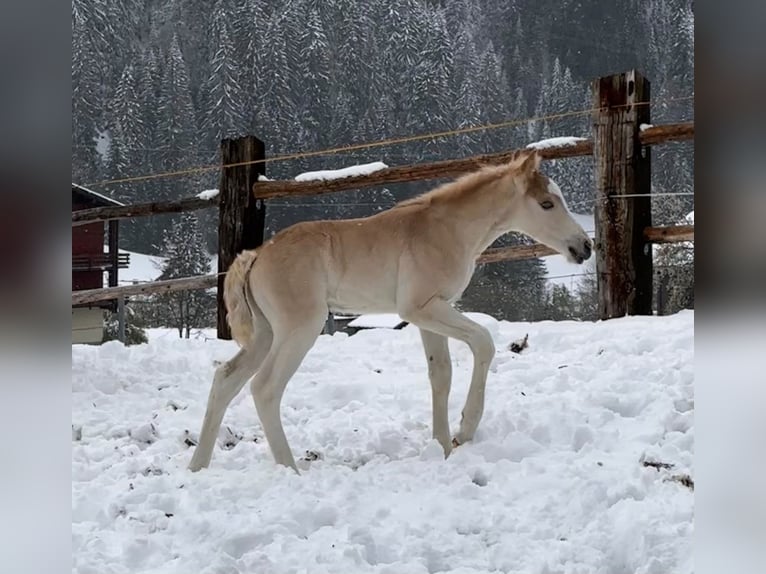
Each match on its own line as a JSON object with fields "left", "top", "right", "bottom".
{"left": 81, "top": 95, "right": 694, "bottom": 189}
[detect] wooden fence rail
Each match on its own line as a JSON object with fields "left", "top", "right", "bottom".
{"left": 71, "top": 122, "right": 693, "bottom": 227}
{"left": 72, "top": 274, "right": 218, "bottom": 306}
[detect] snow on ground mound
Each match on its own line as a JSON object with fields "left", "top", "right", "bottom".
{"left": 294, "top": 161, "right": 388, "bottom": 182}
{"left": 72, "top": 312, "right": 694, "bottom": 574}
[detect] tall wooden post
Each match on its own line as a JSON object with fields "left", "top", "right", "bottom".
{"left": 217, "top": 136, "right": 266, "bottom": 339}
{"left": 592, "top": 70, "right": 653, "bottom": 320}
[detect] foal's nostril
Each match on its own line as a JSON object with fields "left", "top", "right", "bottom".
{"left": 583, "top": 240, "right": 592, "bottom": 256}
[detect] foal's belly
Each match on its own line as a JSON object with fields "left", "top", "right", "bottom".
{"left": 326, "top": 261, "right": 400, "bottom": 315}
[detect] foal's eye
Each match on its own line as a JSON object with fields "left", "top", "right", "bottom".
{"left": 540, "top": 200, "right": 554, "bottom": 210}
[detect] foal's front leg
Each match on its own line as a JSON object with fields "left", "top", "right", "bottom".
{"left": 419, "top": 328, "right": 453, "bottom": 456}
{"left": 404, "top": 299, "right": 495, "bottom": 450}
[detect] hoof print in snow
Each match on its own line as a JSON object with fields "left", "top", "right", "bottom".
{"left": 666, "top": 474, "right": 694, "bottom": 491}
{"left": 166, "top": 400, "right": 186, "bottom": 411}
{"left": 220, "top": 426, "right": 243, "bottom": 450}
{"left": 72, "top": 425, "right": 82, "bottom": 442}
{"left": 302, "top": 450, "right": 321, "bottom": 462}
{"left": 471, "top": 470, "right": 489, "bottom": 487}
{"left": 182, "top": 430, "right": 198, "bottom": 447}
{"left": 509, "top": 334, "right": 529, "bottom": 354}
{"left": 641, "top": 458, "right": 675, "bottom": 471}
{"left": 142, "top": 465, "right": 163, "bottom": 476}
{"left": 129, "top": 423, "right": 158, "bottom": 446}
{"left": 373, "top": 368, "right": 382, "bottom": 374}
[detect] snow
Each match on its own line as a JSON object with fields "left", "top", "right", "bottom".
{"left": 196, "top": 189, "right": 219, "bottom": 200}
{"left": 541, "top": 213, "right": 595, "bottom": 288}
{"left": 685, "top": 210, "right": 694, "bottom": 224}
{"left": 257, "top": 175, "right": 273, "bottom": 182}
{"left": 348, "top": 314, "right": 406, "bottom": 329}
{"left": 73, "top": 311, "right": 694, "bottom": 574}
{"left": 294, "top": 161, "right": 388, "bottom": 182}
{"left": 95, "top": 129, "right": 111, "bottom": 163}
{"left": 117, "top": 250, "right": 165, "bottom": 285}
{"left": 640, "top": 123, "right": 654, "bottom": 131}
{"left": 526, "top": 136, "right": 587, "bottom": 150}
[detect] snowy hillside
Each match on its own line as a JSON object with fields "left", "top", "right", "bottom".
{"left": 72, "top": 311, "right": 693, "bottom": 573}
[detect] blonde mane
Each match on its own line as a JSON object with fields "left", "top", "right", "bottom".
{"left": 393, "top": 150, "right": 533, "bottom": 209}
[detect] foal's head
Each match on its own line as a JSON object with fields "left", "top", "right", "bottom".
{"left": 510, "top": 151, "right": 592, "bottom": 264}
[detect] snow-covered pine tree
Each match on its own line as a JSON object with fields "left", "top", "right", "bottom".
{"left": 157, "top": 35, "right": 201, "bottom": 238}
{"left": 159, "top": 34, "right": 198, "bottom": 179}
{"left": 449, "top": 23, "right": 482, "bottom": 157}
{"left": 233, "top": 0, "right": 267, "bottom": 130}
{"left": 109, "top": 64, "right": 146, "bottom": 181}
{"left": 155, "top": 213, "right": 215, "bottom": 338}
{"left": 72, "top": 5, "right": 106, "bottom": 182}
{"left": 575, "top": 259, "right": 599, "bottom": 320}
{"left": 542, "top": 283, "right": 579, "bottom": 320}
{"left": 406, "top": 6, "right": 454, "bottom": 163}
{"left": 258, "top": 10, "right": 300, "bottom": 160}
{"left": 474, "top": 43, "right": 512, "bottom": 154}
{"left": 296, "top": 7, "right": 332, "bottom": 150}
{"left": 200, "top": 0, "right": 247, "bottom": 155}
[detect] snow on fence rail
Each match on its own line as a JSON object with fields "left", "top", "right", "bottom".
{"left": 70, "top": 122, "right": 693, "bottom": 227}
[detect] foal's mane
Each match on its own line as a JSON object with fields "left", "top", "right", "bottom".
{"left": 392, "top": 149, "right": 533, "bottom": 209}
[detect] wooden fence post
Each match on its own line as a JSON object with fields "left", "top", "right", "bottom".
{"left": 592, "top": 70, "right": 653, "bottom": 320}
{"left": 217, "top": 136, "right": 266, "bottom": 339}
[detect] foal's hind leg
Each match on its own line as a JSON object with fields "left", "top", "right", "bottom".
{"left": 189, "top": 322, "right": 273, "bottom": 472}
{"left": 249, "top": 313, "right": 326, "bottom": 471}
{"left": 419, "top": 328, "right": 453, "bottom": 456}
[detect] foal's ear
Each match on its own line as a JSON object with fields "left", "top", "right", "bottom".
{"left": 520, "top": 150, "right": 541, "bottom": 174}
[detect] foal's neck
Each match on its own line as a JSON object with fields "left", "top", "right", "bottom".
{"left": 444, "top": 176, "right": 520, "bottom": 256}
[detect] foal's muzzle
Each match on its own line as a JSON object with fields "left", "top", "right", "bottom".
{"left": 568, "top": 238, "right": 592, "bottom": 264}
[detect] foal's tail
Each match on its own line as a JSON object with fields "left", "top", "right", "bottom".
{"left": 223, "top": 249, "right": 259, "bottom": 348}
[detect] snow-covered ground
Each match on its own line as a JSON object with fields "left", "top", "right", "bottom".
{"left": 72, "top": 311, "right": 693, "bottom": 574}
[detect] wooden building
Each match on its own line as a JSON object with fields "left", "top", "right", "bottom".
{"left": 72, "top": 184, "right": 129, "bottom": 344}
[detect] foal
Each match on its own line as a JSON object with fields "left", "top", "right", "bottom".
{"left": 189, "top": 150, "right": 592, "bottom": 472}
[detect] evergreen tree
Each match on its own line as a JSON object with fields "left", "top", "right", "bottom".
{"left": 542, "top": 284, "right": 579, "bottom": 320}
{"left": 155, "top": 213, "right": 215, "bottom": 338}
{"left": 576, "top": 259, "right": 599, "bottom": 320}
{"left": 200, "top": 0, "right": 247, "bottom": 151}
{"left": 71, "top": 7, "right": 105, "bottom": 182}
{"left": 296, "top": 8, "right": 332, "bottom": 150}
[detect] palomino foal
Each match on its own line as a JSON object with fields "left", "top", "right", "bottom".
{"left": 189, "top": 150, "right": 592, "bottom": 472}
